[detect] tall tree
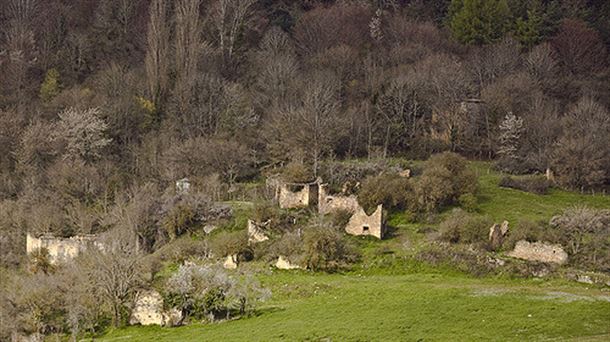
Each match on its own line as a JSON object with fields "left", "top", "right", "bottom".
{"left": 144, "top": 0, "right": 169, "bottom": 111}
{"left": 448, "top": 0, "right": 511, "bottom": 45}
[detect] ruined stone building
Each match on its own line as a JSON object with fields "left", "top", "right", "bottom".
{"left": 267, "top": 175, "right": 320, "bottom": 209}
{"left": 267, "top": 176, "right": 385, "bottom": 239}
{"left": 344, "top": 204, "right": 385, "bottom": 239}
{"left": 26, "top": 233, "right": 103, "bottom": 264}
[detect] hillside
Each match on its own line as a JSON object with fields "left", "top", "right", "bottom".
{"left": 97, "top": 161, "right": 610, "bottom": 341}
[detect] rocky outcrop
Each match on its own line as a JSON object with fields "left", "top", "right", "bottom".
{"left": 248, "top": 219, "right": 270, "bottom": 244}
{"left": 130, "top": 290, "right": 183, "bottom": 327}
{"left": 223, "top": 254, "right": 238, "bottom": 269}
{"left": 345, "top": 204, "right": 384, "bottom": 239}
{"left": 507, "top": 240, "right": 568, "bottom": 265}
{"left": 488, "top": 220, "right": 509, "bottom": 249}
{"left": 275, "top": 255, "right": 301, "bottom": 270}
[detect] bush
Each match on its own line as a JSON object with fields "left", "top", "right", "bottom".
{"left": 210, "top": 230, "right": 251, "bottom": 262}
{"left": 357, "top": 173, "right": 412, "bottom": 212}
{"left": 549, "top": 207, "right": 610, "bottom": 271}
{"left": 458, "top": 193, "right": 478, "bottom": 212}
{"left": 165, "top": 264, "right": 270, "bottom": 321}
{"left": 281, "top": 161, "right": 314, "bottom": 183}
{"left": 410, "top": 152, "right": 477, "bottom": 213}
{"left": 438, "top": 209, "right": 492, "bottom": 246}
{"left": 302, "top": 224, "right": 359, "bottom": 272}
{"left": 499, "top": 176, "right": 550, "bottom": 194}
{"left": 501, "top": 220, "right": 549, "bottom": 251}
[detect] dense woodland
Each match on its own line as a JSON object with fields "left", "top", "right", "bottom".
{"left": 1, "top": 0, "right": 610, "bottom": 340}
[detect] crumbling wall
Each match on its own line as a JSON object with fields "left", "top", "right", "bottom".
{"left": 26, "top": 233, "right": 102, "bottom": 264}
{"left": 507, "top": 240, "right": 568, "bottom": 264}
{"left": 318, "top": 184, "right": 360, "bottom": 215}
{"left": 278, "top": 183, "right": 312, "bottom": 209}
{"left": 130, "top": 290, "right": 182, "bottom": 327}
{"left": 345, "top": 204, "right": 384, "bottom": 239}
{"left": 248, "top": 219, "right": 270, "bottom": 244}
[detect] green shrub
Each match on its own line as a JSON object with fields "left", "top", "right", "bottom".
{"left": 438, "top": 209, "right": 492, "bottom": 246}
{"left": 458, "top": 193, "right": 478, "bottom": 212}
{"left": 501, "top": 220, "right": 549, "bottom": 251}
{"left": 410, "top": 152, "right": 477, "bottom": 213}
{"left": 357, "top": 173, "right": 412, "bottom": 212}
{"left": 281, "top": 161, "right": 314, "bottom": 183}
{"left": 210, "top": 230, "right": 251, "bottom": 261}
{"left": 499, "top": 176, "right": 550, "bottom": 194}
{"left": 302, "top": 224, "right": 359, "bottom": 272}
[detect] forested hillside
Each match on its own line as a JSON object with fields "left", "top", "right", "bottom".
{"left": 1, "top": 0, "right": 609, "bottom": 341}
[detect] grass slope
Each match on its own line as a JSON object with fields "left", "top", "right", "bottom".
{"left": 101, "top": 273, "right": 610, "bottom": 342}
{"left": 99, "top": 161, "right": 610, "bottom": 341}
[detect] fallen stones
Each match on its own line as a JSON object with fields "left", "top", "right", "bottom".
{"left": 507, "top": 240, "right": 568, "bottom": 265}
{"left": 248, "top": 219, "right": 270, "bottom": 244}
{"left": 223, "top": 254, "right": 238, "bottom": 269}
{"left": 275, "top": 255, "right": 301, "bottom": 270}
{"left": 130, "top": 290, "right": 183, "bottom": 327}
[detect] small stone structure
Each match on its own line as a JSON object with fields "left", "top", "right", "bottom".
{"left": 545, "top": 168, "right": 554, "bottom": 182}
{"left": 278, "top": 182, "right": 319, "bottom": 209}
{"left": 507, "top": 240, "right": 568, "bottom": 265}
{"left": 223, "top": 254, "right": 238, "bottom": 269}
{"left": 318, "top": 184, "right": 360, "bottom": 215}
{"left": 130, "top": 290, "right": 183, "bottom": 327}
{"left": 26, "top": 233, "right": 103, "bottom": 264}
{"left": 345, "top": 204, "right": 384, "bottom": 239}
{"left": 248, "top": 219, "right": 270, "bottom": 244}
{"left": 175, "top": 178, "right": 191, "bottom": 194}
{"left": 275, "top": 255, "right": 301, "bottom": 270}
{"left": 488, "top": 220, "right": 509, "bottom": 249}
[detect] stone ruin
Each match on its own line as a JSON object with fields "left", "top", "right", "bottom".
{"left": 345, "top": 204, "right": 385, "bottom": 239}
{"left": 488, "top": 220, "right": 509, "bottom": 249}
{"left": 267, "top": 176, "right": 385, "bottom": 239}
{"left": 26, "top": 233, "right": 103, "bottom": 264}
{"left": 275, "top": 255, "right": 302, "bottom": 270}
{"left": 248, "top": 219, "right": 270, "bottom": 244}
{"left": 267, "top": 175, "right": 319, "bottom": 209}
{"left": 507, "top": 240, "right": 568, "bottom": 265}
{"left": 318, "top": 183, "right": 360, "bottom": 215}
{"left": 130, "top": 290, "right": 183, "bottom": 327}
{"left": 223, "top": 254, "right": 238, "bottom": 269}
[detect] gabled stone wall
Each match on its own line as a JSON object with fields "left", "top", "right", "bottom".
{"left": 248, "top": 219, "right": 270, "bottom": 244}
{"left": 345, "top": 204, "right": 384, "bottom": 239}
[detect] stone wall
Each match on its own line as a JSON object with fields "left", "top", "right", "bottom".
{"left": 318, "top": 184, "right": 360, "bottom": 215}
{"left": 248, "top": 219, "right": 269, "bottom": 244}
{"left": 278, "top": 183, "right": 317, "bottom": 209}
{"left": 26, "top": 233, "right": 102, "bottom": 264}
{"left": 275, "top": 255, "right": 301, "bottom": 270}
{"left": 507, "top": 240, "right": 568, "bottom": 264}
{"left": 345, "top": 204, "right": 384, "bottom": 239}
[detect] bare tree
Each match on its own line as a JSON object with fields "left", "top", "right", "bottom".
{"left": 266, "top": 72, "right": 345, "bottom": 175}
{"left": 211, "top": 0, "right": 257, "bottom": 64}
{"left": 83, "top": 228, "right": 142, "bottom": 327}
{"left": 145, "top": 0, "right": 169, "bottom": 108}
{"left": 174, "top": 0, "right": 202, "bottom": 113}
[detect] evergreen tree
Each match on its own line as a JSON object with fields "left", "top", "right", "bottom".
{"left": 514, "top": 3, "right": 544, "bottom": 49}
{"left": 40, "top": 69, "right": 61, "bottom": 103}
{"left": 448, "top": 0, "right": 511, "bottom": 45}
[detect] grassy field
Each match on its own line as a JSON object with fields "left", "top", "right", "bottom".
{"left": 101, "top": 272, "right": 610, "bottom": 342}
{"left": 98, "top": 161, "right": 610, "bottom": 342}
